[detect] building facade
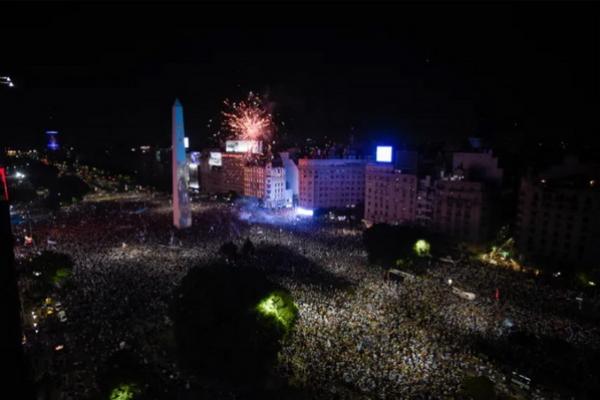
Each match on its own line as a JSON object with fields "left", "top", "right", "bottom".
{"left": 452, "top": 151, "right": 503, "bottom": 187}
{"left": 244, "top": 163, "right": 290, "bottom": 208}
{"left": 364, "top": 163, "right": 417, "bottom": 225}
{"left": 515, "top": 161, "right": 600, "bottom": 267}
{"left": 431, "top": 178, "right": 490, "bottom": 243}
{"left": 416, "top": 175, "right": 434, "bottom": 227}
{"left": 298, "top": 158, "right": 366, "bottom": 209}
{"left": 280, "top": 152, "right": 299, "bottom": 205}
{"left": 200, "top": 152, "right": 246, "bottom": 195}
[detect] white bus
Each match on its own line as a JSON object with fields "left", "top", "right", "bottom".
{"left": 452, "top": 286, "right": 476, "bottom": 300}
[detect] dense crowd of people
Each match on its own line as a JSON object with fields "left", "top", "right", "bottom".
{"left": 13, "top": 189, "right": 600, "bottom": 399}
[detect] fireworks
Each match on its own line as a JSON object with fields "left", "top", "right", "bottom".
{"left": 222, "top": 92, "right": 275, "bottom": 142}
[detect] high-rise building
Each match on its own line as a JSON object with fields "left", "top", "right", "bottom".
{"left": 362, "top": 146, "right": 501, "bottom": 243}
{"left": 244, "top": 162, "right": 290, "bottom": 208}
{"left": 452, "top": 150, "right": 503, "bottom": 187}
{"left": 280, "top": 152, "right": 299, "bottom": 205}
{"left": 432, "top": 177, "right": 490, "bottom": 243}
{"left": 515, "top": 158, "right": 600, "bottom": 267}
{"left": 416, "top": 175, "right": 434, "bottom": 227}
{"left": 220, "top": 153, "right": 246, "bottom": 194}
{"left": 298, "top": 158, "right": 366, "bottom": 210}
{"left": 364, "top": 163, "right": 417, "bottom": 225}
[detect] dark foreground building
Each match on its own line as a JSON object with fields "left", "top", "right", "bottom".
{"left": 515, "top": 158, "right": 600, "bottom": 268}
{"left": 0, "top": 166, "right": 33, "bottom": 397}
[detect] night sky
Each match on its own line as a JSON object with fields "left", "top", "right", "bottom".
{"left": 1, "top": 3, "right": 598, "bottom": 150}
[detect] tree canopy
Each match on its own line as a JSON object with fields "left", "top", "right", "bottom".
{"left": 363, "top": 224, "right": 434, "bottom": 266}
{"left": 170, "top": 261, "right": 298, "bottom": 387}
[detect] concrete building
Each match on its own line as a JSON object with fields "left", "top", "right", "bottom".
{"left": 298, "top": 158, "right": 366, "bottom": 210}
{"left": 244, "top": 162, "right": 291, "bottom": 208}
{"left": 1, "top": 166, "right": 34, "bottom": 398}
{"left": 364, "top": 163, "right": 417, "bottom": 225}
{"left": 220, "top": 153, "right": 246, "bottom": 194}
{"left": 452, "top": 150, "right": 503, "bottom": 187}
{"left": 416, "top": 175, "right": 434, "bottom": 227}
{"left": 431, "top": 177, "right": 490, "bottom": 243}
{"left": 515, "top": 159, "right": 600, "bottom": 267}
{"left": 199, "top": 151, "right": 222, "bottom": 194}
{"left": 200, "top": 152, "right": 246, "bottom": 195}
{"left": 280, "top": 152, "right": 299, "bottom": 205}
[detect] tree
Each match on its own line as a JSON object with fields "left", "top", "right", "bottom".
{"left": 55, "top": 175, "right": 91, "bottom": 202}
{"left": 242, "top": 237, "right": 255, "bottom": 257}
{"left": 364, "top": 224, "right": 433, "bottom": 266}
{"left": 97, "top": 350, "right": 161, "bottom": 400}
{"left": 25, "top": 251, "right": 74, "bottom": 293}
{"left": 170, "top": 262, "right": 298, "bottom": 388}
{"left": 460, "top": 376, "right": 496, "bottom": 400}
{"left": 219, "top": 241, "right": 238, "bottom": 261}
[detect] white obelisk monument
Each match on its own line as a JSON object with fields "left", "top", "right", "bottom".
{"left": 172, "top": 99, "right": 191, "bottom": 228}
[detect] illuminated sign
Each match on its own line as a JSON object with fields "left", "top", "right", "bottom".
{"left": 376, "top": 146, "right": 392, "bottom": 163}
{"left": 0, "top": 167, "right": 8, "bottom": 200}
{"left": 225, "top": 140, "right": 262, "bottom": 154}
{"left": 46, "top": 130, "right": 59, "bottom": 151}
{"left": 209, "top": 152, "right": 222, "bottom": 166}
{"left": 184, "top": 137, "right": 189, "bottom": 149}
{"left": 189, "top": 151, "right": 201, "bottom": 165}
{"left": 296, "top": 207, "right": 314, "bottom": 217}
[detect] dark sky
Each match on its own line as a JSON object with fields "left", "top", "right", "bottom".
{"left": 1, "top": 2, "right": 598, "bottom": 150}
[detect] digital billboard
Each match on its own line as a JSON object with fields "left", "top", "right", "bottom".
{"left": 189, "top": 151, "right": 201, "bottom": 165}
{"left": 225, "top": 140, "right": 262, "bottom": 154}
{"left": 208, "top": 152, "right": 222, "bottom": 166}
{"left": 376, "top": 146, "right": 393, "bottom": 163}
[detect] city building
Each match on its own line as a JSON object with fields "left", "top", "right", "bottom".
{"left": 280, "top": 152, "right": 299, "bottom": 205}
{"left": 0, "top": 166, "right": 33, "bottom": 398}
{"left": 298, "top": 158, "right": 366, "bottom": 210}
{"left": 416, "top": 175, "right": 434, "bottom": 227}
{"left": 364, "top": 163, "right": 417, "bottom": 225}
{"left": 431, "top": 176, "right": 490, "bottom": 243}
{"left": 220, "top": 153, "right": 246, "bottom": 194}
{"left": 452, "top": 150, "right": 503, "bottom": 187}
{"left": 200, "top": 152, "right": 246, "bottom": 196}
{"left": 244, "top": 162, "right": 291, "bottom": 208}
{"left": 515, "top": 158, "right": 600, "bottom": 267}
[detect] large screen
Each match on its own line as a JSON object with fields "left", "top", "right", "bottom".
{"left": 376, "top": 146, "right": 393, "bottom": 162}
{"left": 225, "top": 140, "right": 262, "bottom": 154}
{"left": 208, "top": 152, "right": 222, "bottom": 166}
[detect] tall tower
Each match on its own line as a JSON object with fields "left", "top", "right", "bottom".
{"left": 172, "top": 99, "right": 191, "bottom": 229}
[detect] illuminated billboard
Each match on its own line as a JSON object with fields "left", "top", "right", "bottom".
{"left": 376, "top": 146, "right": 392, "bottom": 163}
{"left": 190, "top": 151, "right": 201, "bottom": 165}
{"left": 225, "top": 140, "right": 262, "bottom": 154}
{"left": 46, "top": 130, "right": 59, "bottom": 151}
{"left": 208, "top": 152, "right": 222, "bottom": 166}
{"left": 0, "top": 167, "right": 8, "bottom": 201}
{"left": 296, "top": 207, "right": 314, "bottom": 217}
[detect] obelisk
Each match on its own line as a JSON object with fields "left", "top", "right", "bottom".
{"left": 172, "top": 99, "right": 191, "bottom": 229}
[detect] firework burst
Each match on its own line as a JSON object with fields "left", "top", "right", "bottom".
{"left": 222, "top": 92, "right": 275, "bottom": 142}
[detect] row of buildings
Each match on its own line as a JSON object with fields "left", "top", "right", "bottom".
{"left": 197, "top": 141, "right": 503, "bottom": 242}
{"left": 196, "top": 140, "right": 599, "bottom": 267}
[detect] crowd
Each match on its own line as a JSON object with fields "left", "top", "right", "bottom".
{"left": 14, "top": 189, "right": 600, "bottom": 399}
